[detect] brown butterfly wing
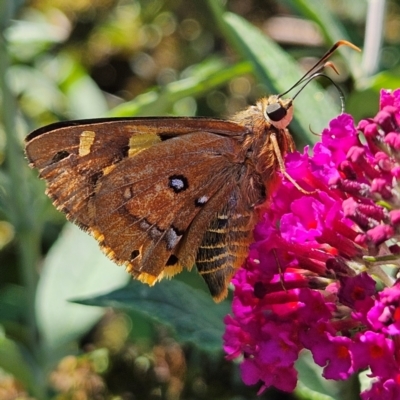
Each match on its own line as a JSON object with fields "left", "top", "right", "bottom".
{"left": 25, "top": 117, "right": 246, "bottom": 229}
{"left": 90, "top": 131, "right": 244, "bottom": 282}
{"left": 194, "top": 189, "right": 255, "bottom": 301}
{"left": 25, "top": 118, "right": 259, "bottom": 300}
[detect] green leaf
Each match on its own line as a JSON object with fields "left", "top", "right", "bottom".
{"left": 35, "top": 223, "right": 130, "bottom": 364}
{"left": 58, "top": 54, "right": 109, "bottom": 118}
{"left": 207, "top": 2, "right": 349, "bottom": 145}
{"left": 6, "top": 18, "right": 67, "bottom": 60}
{"left": 223, "top": 13, "right": 339, "bottom": 143}
{"left": 73, "top": 278, "right": 231, "bottom": 351}
{"left": 295, "top": 352, "right": 338, "bottom": 400}
{"left": 369, "top": 68, "right": 400, "bottom": 91}
{"left": 0, "top": 327, "right": 45, "bottom": 398}
{"left": 0, "top": 0, "right": 25, "bottom": 31}
{"left": 110, "top": 58, "right": 252, "bottom": 117}
{"left": 295, "top": 351, "right": 359, "bottom": 400}
{"left": 0, "top": 285, "right": 27, "bottom": 334}
{"left": 359, "top": 368, "right": 373, "bottom": 395}
{"left": 346, "top": 88, "right": 379, "bottom": 122}
{"left": 9, "top": 65, "right": 65, "bottom": 113}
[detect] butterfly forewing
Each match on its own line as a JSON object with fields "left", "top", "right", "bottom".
{"left": 25, "top": 118, "right": 246, "bottom": 227}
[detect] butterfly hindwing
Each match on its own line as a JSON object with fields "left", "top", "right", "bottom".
{"left": 90, "top": 130, "right": 244, "bottom": 284}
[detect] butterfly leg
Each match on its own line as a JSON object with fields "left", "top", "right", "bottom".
{"left": 270, "top": 131, "right": 315, "bottom": 195}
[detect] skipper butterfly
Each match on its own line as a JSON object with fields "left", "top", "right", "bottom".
{"left": 25, "top": 40, "right": 359, "bottom": 301}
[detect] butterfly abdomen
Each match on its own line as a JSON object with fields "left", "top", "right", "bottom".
{"left": 195, "top": 193, "right": 255, "bottom": 301}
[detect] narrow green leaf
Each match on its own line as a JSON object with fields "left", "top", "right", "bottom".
{"left": 0, "top": 0, "right": 25, "bottom": 31}
{"left": 0, "top": 327, "right": 45, "bottom": 399}
{"left": 73, "top": 279, "right": 231, "bottom": 351}
{"left": 208, "top": 7, "right": 341, "bottom": 145}
{"left": 0, "top": 285, "right": 26, "bottom": 328}
{"left": 110, "top": 58, "right": 252, "bottom": 117}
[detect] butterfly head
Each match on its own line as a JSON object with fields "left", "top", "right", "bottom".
{"left": 261, "top": 96, "right": 293, "bottom": 130}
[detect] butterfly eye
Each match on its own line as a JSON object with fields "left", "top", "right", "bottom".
{"left": 265, "top": 103, "right": 287, "bottom": 122}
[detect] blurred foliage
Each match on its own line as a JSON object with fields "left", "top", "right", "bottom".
{"left": 0, "top": 0, "right": 399, "bottom": 399}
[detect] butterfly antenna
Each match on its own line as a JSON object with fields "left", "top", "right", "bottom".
{"left": 292, "top": 72, "right": 346, "bottom": 113}
{"left": 278, "top": 40, "right": 360, "bottom": 99}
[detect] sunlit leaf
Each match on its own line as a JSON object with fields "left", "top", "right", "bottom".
{"left": 295, "top": 352, "right": 341, "bottom": 400}
{"left": 35, "top": 223, "right": 129, "bottom": 364}
{"left": 110, "top": 58, "right": 252, "bottom": 117}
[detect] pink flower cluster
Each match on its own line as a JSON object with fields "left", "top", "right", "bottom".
{"left": 224, "top": 89, "right": 400, "bottom": 399}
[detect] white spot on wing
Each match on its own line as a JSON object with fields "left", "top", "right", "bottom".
{"left": 171, "top": 178, "right": 184, "bottom": 190}
{"left": 123, "top": 187, "right": 133, "bottom": 200}
{"left": 150, "top": 226, "right": 163, "bottom": 238}
{"left": 169, "top": 175, "right": 188, "bottom": 193}
{"left": 196, "top": 195, "right": 208, "bottom": 205}
{"left": 139, "top": 220, "right": 150, "bottom": 230}
{"left": 165, "top": 228, "right": 182, "bottom": 250}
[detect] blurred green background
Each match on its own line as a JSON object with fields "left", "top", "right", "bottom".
{"left": 0, "top": 0, "right": 397, "bottom": 399}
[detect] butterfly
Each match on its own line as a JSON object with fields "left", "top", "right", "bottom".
{"left": 25, "top": 40, "right": 358, "bottom": 301}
